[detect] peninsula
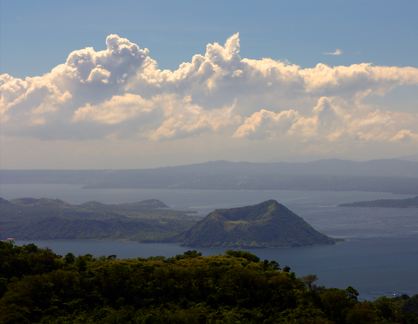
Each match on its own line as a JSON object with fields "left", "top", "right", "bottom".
{"left": 339, "top": 196, "right": 418, "bottom": 208}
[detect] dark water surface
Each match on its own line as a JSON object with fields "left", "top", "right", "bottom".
{"left": 2, "top": 184, "right": 418, "bottom": 300}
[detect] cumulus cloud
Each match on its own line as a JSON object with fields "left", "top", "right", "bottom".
{"left": 149, "top": 101, "right": 239, "bottom": 141}
{"left": 323, "top": 49, "right": 343, "bottom": 55}
{"left": 234, "top": 109, "right": 299, "bottom": 140}
{"left": 73, "top": 93, "right": 154, "bottom": 124}
{"left": 390, "top": 129, "right": 418, "bottom": 143}
{"left": 234, "top": 97, "right": 350, "bottom": 142}
{"left": 1, "top": 33, "right": 418, "bottom": 150}
{"left": 234, "top": 95, "right": 418, "bottom": 145}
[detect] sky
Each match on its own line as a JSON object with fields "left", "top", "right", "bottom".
{"left": 1, "top": 0, "right": 418, "bottom": 169}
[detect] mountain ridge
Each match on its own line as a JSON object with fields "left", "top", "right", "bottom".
{"left": 2, "top": 158, "right": 418, "bottom": 177}
{"left": 2, "top": 158, "right": 418, "bottom": 194}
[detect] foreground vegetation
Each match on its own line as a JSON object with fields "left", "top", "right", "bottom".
{"left": 0, "top": 198, "right": 199, "bottom": 241}
{"left": 1, "top": 241, "right": 417, "bottom": 324}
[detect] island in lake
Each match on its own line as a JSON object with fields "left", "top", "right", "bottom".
{"left": 153, "top": 200, "right": 341, "bottom": 248}
{"left": 0, "top": 197, "right": 200, "bottom": 241}
{"left": 2, "top": 197, "right": 340, "bottom": 248}
{"left": 339, "top": 196, "right": 418, "bottom": 208}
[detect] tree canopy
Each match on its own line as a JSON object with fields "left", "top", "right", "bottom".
{"left": 0, "top": 241, "right": 417, "bottom": 324}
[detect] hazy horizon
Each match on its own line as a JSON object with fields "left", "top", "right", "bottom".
{"left": 1, "top": 154, "right": 418, "bottom": 171}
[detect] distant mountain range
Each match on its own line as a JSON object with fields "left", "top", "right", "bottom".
{"left": 398, "top": 153, "right": 418, "bottom": 162}
{"left": 1, "top": 158, "right": 418, "bottom": 194}
{"left": 156, "top": 158, "right": 418, "bottom": 178}
{"left": 154, "top": 200, "right": 341, "bottom": 248}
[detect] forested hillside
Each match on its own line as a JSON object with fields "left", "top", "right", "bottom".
{"left": 1, "top": 241, "right": 417, "bottom": 323}
{"left": 0, "top": 198, "right": 199, "bottom": 241}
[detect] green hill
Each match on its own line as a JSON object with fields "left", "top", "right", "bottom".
{"left": 77, "top": 198, "right": 169, "bottom": 210}
{"left": 9, "top": 197, "right": 75, "bottom": 208}
{"left": 0, "top": 197, "right": 199, "bottom": 241}
{"left": 158, "top": 200, "right": 341, "bottom": 248}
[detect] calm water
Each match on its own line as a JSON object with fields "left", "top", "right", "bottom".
{"left": 2, "top": 184, "right": 418, "bottom": 300}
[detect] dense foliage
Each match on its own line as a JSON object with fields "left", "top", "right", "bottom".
{"left": 1, "top": 241, "right": 417, "bottom": 324}
{"left": 0, "top": 198, "right": 199, "bottom": 241}
{"left": 160, "top": 200, "right": 340, "bottom": 248}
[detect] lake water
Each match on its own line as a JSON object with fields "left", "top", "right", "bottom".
{"left": 1, "top": 184, "right": 418, "bottom": 300}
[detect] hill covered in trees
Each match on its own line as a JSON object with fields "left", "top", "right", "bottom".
{"left": 0, "top": 198, "right": 199, "bottom": 241}
{"left": 0, "top": 241, "right": 417, "bottom": 323}
{"left": 339, "top": 196, "right": 418, "bottom": 208}
{"left": 157, "top": 200, "right": 341, "bottom": 248}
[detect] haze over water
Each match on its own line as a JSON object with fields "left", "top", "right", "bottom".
{"left": 2, "top": 183, "right": 417, "bottom": 300}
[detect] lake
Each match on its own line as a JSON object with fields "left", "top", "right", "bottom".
{"left": 2, "top": 184, "right": 418, "bottom": 300}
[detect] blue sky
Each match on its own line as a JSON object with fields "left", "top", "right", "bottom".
{"left": 1, "top": 0, "right": 418, "bottom": 168}
{"left": 3, "top": 0, "right": 417, "bottom": 77}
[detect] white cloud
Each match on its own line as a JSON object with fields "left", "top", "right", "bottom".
{"left": 72, "top": 93, "right": 154, "bottom": 125}
{"left": 390, "top": 129, "right": 418, "bottom": 143}
{"left": 234, "top": 109, "right": 299, "bottom": 140}
{"left": 1, "top": 33, "right": 418, "bottom": 153}
{"left": 233, "top": 95, "right": 418, "bottom": 145}
{"left": 323, "top": 49, "right": 343, "bottom": 55}
{"left": 149, "top": 101, "right": 239, "bottom": 141}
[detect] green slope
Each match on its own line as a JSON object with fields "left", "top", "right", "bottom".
{"left": 159, "top": 200, "right": 341, "bottom": 248}
{"left": 0, "top": 197, "right": 199, "bottom": 241}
